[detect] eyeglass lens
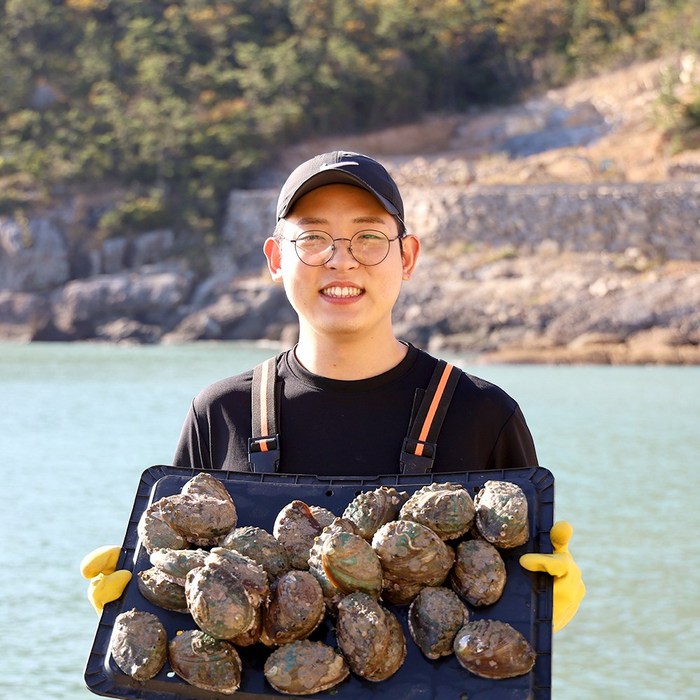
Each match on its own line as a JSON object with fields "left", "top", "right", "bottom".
{"left": 293, "top": 230, "right": 393, "bottom": 266}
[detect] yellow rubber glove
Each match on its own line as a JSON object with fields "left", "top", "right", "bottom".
{"left": 519, "top": 521, "right": 585, "bottom": 633}
{"left": 81, "top": 545, "right": 132, "bottom": 614}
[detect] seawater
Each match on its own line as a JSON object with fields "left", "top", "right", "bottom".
{"left": 1, "top": 342, "right": 698, "bottom": 700}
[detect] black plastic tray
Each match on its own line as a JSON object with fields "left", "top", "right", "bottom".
{"left": 85, "top": 466, "right": 554, "bottom": 700}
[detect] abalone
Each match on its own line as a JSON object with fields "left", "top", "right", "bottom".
{"left": 273, "top": 500, "right": 323, "bottom": 570}
{"left": 264, "top": 640, "right": 349, "bottom": 695}
{"left": 335, "top": 592, "right": 406, "bottom": 681}
{"left": 400, "top": 482, "right": 475, "bottom": 540}
{"left": 168, "top": 629, "right": 242, "bottom": 695}
{"left": 474, "top": 480, "right": 529, "bottom": 549}
{"left": 342, "top": 486, "right": 408, "bottom": 541}
{"left": 408, "top": 586, "right": 468, "bottom": 659}
{"left": 453, "top": 619, "right": 536, "bottom": 679}
{"left": 450, "top": 539, "right": 507, "bottom": 607}
{"left": 372, "top": 519, "right": 455, "bottom": 604}
{"left": 260, "top": 570, "right": 325, "bottom": 646}
{"left": 110, "top": 608, "right": 167, "bottom": 681}
{"left": 220, "top": 525, "right": 290, "bottom": 580}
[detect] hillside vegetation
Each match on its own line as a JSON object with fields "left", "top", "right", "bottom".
{"left": 2, "top": 0, "right": 699, "bottom": 242}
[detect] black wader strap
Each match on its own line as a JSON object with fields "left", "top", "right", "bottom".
{"left": 400, "top": 360, "right": 461, "bottom": 474}
{"left": 248, "top": 357, "right": 281, "bottom": 472}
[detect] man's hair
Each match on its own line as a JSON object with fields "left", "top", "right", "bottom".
{"left": 272, "top": 219, "right": 285, "bottom": 240}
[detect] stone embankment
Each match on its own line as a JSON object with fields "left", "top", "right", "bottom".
{"left": 1, "top": 179, "right": 699, "bottom": 364}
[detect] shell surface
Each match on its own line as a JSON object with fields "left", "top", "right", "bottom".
{"left": 261, "top": 570, "right": 325, "bottom": 646}
{"left": 136, "top": 567, "right": 188, "bottom": 613}
{"left": 335, "top": 592, "right": 387, "bottom": 679}
{"left": 168, "top": 629, "right": 242, "bottom": 695}
{"left": 230, "top": 604, "right": 263, "bottom": 647}
{"left": 206, "top": 547, "right": 269, "bottom": 607}
{"left": 335, "top": 592, "right": 406, "bottom": 681}
{"left": 273, "top": 500, "right": 323, "bottom": 570}
{"left": 110, "top": 608, "right": 167, "bottom": 681}
{"left": 263, "top": 640, "right": 350, "bottom": 695}
{"left": 308, "top": 518, "right": 358, "bottom": 610}
{"left": 309, "top": 505, "right": 336, "bottom": 529}
{"left": 408, "top": 586, "right": 469, "bottom": 660}
{"left": 159, "top": 493, "right": 238, "bottom": 547}
{"left": 220, "top": 525, "right": 290, "bottom": 580}
{"left": 453, "top": 619, "right": 536, "bottom": 679}
{"left": 399, "top": 482, "right": 475, "bottom": 540}
{"left": 320, "top": 528, "right": 383, "bottom": 598}
{"left": 342, "top": 486, "right": 408, "bottom": 540}
{"left": 181, "top": 472, "right": 234, "bottom": 503}
{"left": 137, "top": 498, "right": 188, "bottom": 555}
{"left": 474, "top": 480, "right": 529, "bottom": 548}
{"left": 185, "top": 560, "right": 256, "bottom": 640}
{"left": 451, "top": 539, "right": 507, "bottom": 607}
{"left": 370, "top": 609, "right": 407, "bottom": 681}
{"left": 149, "top": 548, "right": 209, "bottom": 586}
{"left": 372, "top": 519, "right": 455, "bottom": 604}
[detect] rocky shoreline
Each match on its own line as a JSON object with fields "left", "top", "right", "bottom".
{"left": 1, "top": 180, "right": 699, "bottom": 364}
{"left": 399, "top": 249, "right": 700, "bottom": 365}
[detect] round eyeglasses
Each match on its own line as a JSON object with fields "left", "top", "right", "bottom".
{"left": 286, "top": 229, "right": 402, "bottom": 267}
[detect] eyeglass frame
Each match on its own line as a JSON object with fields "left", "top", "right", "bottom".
{"left": 281, "top": 228, "right": 405, "bottom": 267}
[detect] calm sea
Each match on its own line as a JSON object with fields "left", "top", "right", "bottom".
{"left": 1, "top": 342, "right": 698, "bottom": 700}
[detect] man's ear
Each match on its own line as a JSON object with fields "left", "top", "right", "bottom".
{"left": 263, "top": 237, "right": 284, "bottom": 282}
{"left": 400, "top": 234, "right": 420, "bottom": 279}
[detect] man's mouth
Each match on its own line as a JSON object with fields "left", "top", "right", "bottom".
{"left": 320, "top": 286, "right": 363, "bottom": 299}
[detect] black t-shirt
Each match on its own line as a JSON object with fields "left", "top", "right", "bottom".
{"left": 172, "top": 343, "right": 538, "bottom": 475}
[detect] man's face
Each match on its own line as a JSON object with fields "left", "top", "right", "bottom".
{"left": 264, "top": 183, "right": 418, "bottom": 343}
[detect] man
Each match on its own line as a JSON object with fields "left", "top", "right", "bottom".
{"left": 82, "top": 151, "right": 584, "bottom": 632}
{"left": 173, "top": 151, "right": 537, "bottom": 475}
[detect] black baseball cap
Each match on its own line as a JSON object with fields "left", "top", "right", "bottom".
{"left": 276, "top": 151, "right": 405, "bottom": 232}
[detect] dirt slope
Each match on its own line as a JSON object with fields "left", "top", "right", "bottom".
{"left": 274, "top": 56, "right": 700, "bottom": 187}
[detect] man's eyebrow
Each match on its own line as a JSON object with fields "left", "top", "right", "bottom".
{"left": 294, "top": 215, "right": 389, "bottom": 226}
{"left": 352, "top": 215, "right": 387, "bottom": 225}
{"left": 295, "top": 216, "right": 328, "bottom": 226}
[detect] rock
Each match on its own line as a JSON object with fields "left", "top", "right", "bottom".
{"left": 0, "top": 217, "right": 70, "bottom": 292}
{"left": 127, "top": 229, "right": 176, "bottom": 268}
{"left": 0, "top": 291, "right": 52, "bottom": 341}
{"left": 101, "top": 237, "right": 128, "bottom": 274}
{"left": 96, "top": 318, "right": 164, "bottom": 343}
{"left": 93, "top": 230, "right": 176, "bottom": 274}
{"left": 164, "top": 281, "right": 295, "bottom": 343}
{"left": 544, "top": 273, "right": 700, "bottom": 344}
{"left": 51, "top": 264, "right": 195, "bottom": 339}
{"left": 222, "top": 190, "right": 277, "bottom": 272}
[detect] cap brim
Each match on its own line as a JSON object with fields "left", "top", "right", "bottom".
{"left": 277, "top": 170, "right": 402, "bottom": 221}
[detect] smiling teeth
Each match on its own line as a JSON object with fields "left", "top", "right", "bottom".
{"left": 323, "top": 286, "right": 362, "bottom": 298}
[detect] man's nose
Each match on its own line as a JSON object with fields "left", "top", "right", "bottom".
{"left": 326, "top": 238, "right": 358, "bottom": 267}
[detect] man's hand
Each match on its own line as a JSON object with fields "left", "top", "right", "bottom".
{"left": 80, "top": 545, "right": 132, "bottom": 614}
{"left": 520, "top": 521, "right": 585, "bottom": 633}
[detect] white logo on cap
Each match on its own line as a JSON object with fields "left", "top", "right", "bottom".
{"left": 319, "top": 161, "right": 359, "bottom": 170}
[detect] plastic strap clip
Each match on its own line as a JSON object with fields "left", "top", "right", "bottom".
{"left": 248, "top": 357, "right": 281, "bottom": 473}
